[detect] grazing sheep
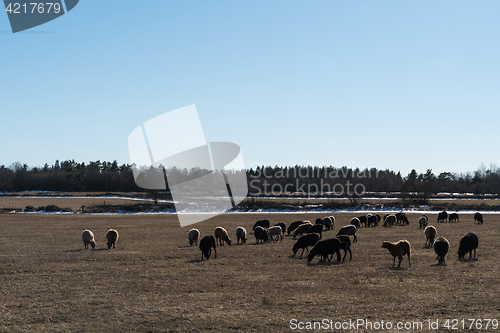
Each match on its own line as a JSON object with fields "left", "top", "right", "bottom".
{"left": 384, "top": 215, "right": 397, "bottom": 228}
{"left": 350, "top": 217, "right": 360, "bottom": 228}
{"left": 328, "top": 216, "right": 335, "bottom": 229}
{"left": 437, "top": 211, "right": 448, "bottom": 223}
{"left": 82, "top": 230, "right": 96, "bottom": 249}
{"left": 315, "top": 218, "right": 324, "bottom": 225}
{"left": 307, "top": 224, "right": 323, "bottom": 239}
{"left": 252, "top": 219, "right": 270, "bottom": 231}
{"left": 287, "top": 221, "right": 304, "bottom": 235}
{"left": 336, "top": 235, "right": 352, "bottom": 261}
{"left": 322, "top": 217, "right": 332, "bottom": 230}
{"left": 382, "top": 240, "right": 411, "bottom": 268}
{"left": 274, "top": 222, "right": 286, "bottom": 235}
{"left": 458, "top": 232, "right": 479, "bottom": 261}
{"left": 358, "top": 215, "right": 367, "bottom": 227}
{"left": 336, "top": 225, "right": 357, "bottom": 243}
{"left": 367, "top": 215, "right": 377, "bottom": 227}
{"left": 449, "top": 213, "right": 459, "bottom": 223}
{"left": 395, "top": 212, "right": 406, "bottom": 225}
{"left": 293, "top": 222, "right": 313, "bottom": 239}
{"left": 474, "top": 212, "right": 483, "bottom": 224}
{"left": 214, "top": 227, "right": 232, "bottom": 246}
{"left": 418, "top": 215, "right": 428, "bottom": 229}
{"left": 399, "top": 215, "right": 409, "bottom": 226}
{"left": 292, "top": 233, "right": 320, "bottom": 257}
{"left": 424, "top": 226, "right": 437, "bottom": 247}
{"left": 433, "top": 237, "right": 450, "bottom": 264}
{"left": 188, "top": 228, "right": 200, "bottom": 246}
{"left": 199, "top": 235, "right": 217, "bottom": 260}
{"left": 236, "top": 227, "right": 247, "bottom": 245}
{"left": 375, "top": 214, "right": 381, "bottom": 224}
{"left": 268, "top": 226, "right": 284, "bottom": 242}
{"left": 254, "top": 226, "right": 269, "bottom": 244}
{"left": 307, "top": 238, "right": 342, "bottom": 263}
{"left": 106, "top": 229, "right": 119, "bottom": 249}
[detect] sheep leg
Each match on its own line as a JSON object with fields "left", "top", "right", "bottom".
{"left": 300, "top": 248, "right": 305, "bottom": 257}
{"left": 353, "top": 234, "right": 357, "bottom": 243}
{"left": 342, "top": 250, "right": 347, "bottom": 261}
{"left": 407, "top": 254, "right": 411, "bottom": 267}
{"left": 397, "top": 256, "right": 402, "bottom": 268}
{"left": 392, "top": 257, "right": 396, "bottom": 267}
{"left": 336, "top": 251, "right": 341, "bottom": 263}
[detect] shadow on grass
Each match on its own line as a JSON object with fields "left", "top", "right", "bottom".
{"left": 65, "top": 249, "right": 82, "bottom": 253}
{"left": 307, "top": 260, "right": 341, "bottom": 266}
{"left": 431, "top": 262, "right": 448, "bottom": 267}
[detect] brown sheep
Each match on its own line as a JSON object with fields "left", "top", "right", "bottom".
{"left": 106, "top": 229, "right": 119, "bottom": 249}
{"left": 293, "top": 222, "right": 313, "bottom": 239}
{"left": 382, "top": 240, "right": 411, "bottom": 268}
{"left": 384, "top": 214, "right": 396, "bottom": 227}
{"left": 214, "top": 227, "right": 231, "bottom": 246}
{"left": 424, "top": 226, "right": 437, "bottom": 247}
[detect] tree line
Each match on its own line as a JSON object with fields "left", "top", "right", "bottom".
{"left": 0, "top": 160, "right": 499, "bottom": 197}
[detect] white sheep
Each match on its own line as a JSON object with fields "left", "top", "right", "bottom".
{"left": 82, "top": 229, "right": 96, "bottom": 249}
{"left": 268, "top": 226, "right": 283, "bottom": 242}
{"left": 188, "top": 228, "right": 200, "bottom": 246}
{"left": 236, "top": 227, "right": 247, "bottom": 245}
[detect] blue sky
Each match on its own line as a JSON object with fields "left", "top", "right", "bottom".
{"left": 1, "top": 1, "right": 499, "bottom": 175}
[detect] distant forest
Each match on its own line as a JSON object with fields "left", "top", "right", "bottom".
{"left": 0, "top": 160, "right": 499, "bottom": 197}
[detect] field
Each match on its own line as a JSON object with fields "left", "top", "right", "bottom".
{"left": 1, "top": 211, "right": 499, "bottom": 332}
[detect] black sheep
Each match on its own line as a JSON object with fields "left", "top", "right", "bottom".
{"left": 367, "top": 215, "right": 377, "bottom": 227}
{"left": 433, "top": 237, "right": 450, "bottom": 264}
{"left": 254, "top": 226, "right": 269, "bottom": 244}
{"left": 274, "top": 222, "right": 286, "bottom": 235}
{"left": 199, "top": 235, "right": 217, "bottom": 260}
{"left": 458, "top": 232, "right": 479, "bottom": 261}
{"left": 336, "top": 225, "right": 357, "bottom": 243}
{"left": 252, "top": 219, "right": 270, "bottom": 231}
{"left": 292, "top": 233, "right": 320, "bottom": 257}
{"left": 336, "top": 235, "right": 352, "bottom": 261}
{"left": 358, "top": 215, "right": 367, "bottom": 227}
{"left": 322, "top": 217, "right": 333, "bottom": 230}
{"left": 315, "top": 218, "right": 324, "bottom": 225}
{"left": 287, "top": 221, "right": 304, "bottom": 235}
{"left": 474, "top": 212, "right": 483, "bottom": 224}
{"left": 307, "top": 224, "right": 324, "bottom": 239}
{"left": 437, "top": 211, "right": 448, "bottom": 223}
{"left": 449, "top": 213, "right": 459, "bottom": 223}
{"left": 307, "top": 238, "right": 342, "bottom": 263}
{"left": 350, "top": 217, "right": 360, "bottom": 228}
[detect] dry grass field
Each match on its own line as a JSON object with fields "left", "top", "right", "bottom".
{"left": 1, "top": 211, "right": 499, "bottom": 332}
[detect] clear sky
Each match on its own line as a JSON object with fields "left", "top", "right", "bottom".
{"left": 1, "top": 1, "right": 499, "bottom": 176}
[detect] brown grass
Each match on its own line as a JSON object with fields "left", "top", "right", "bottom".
{"left": 0, "top": 212, "right": 499, "bottom": 332}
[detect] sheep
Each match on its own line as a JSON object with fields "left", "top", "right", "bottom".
{"left": 293, "top": 222, "right": 313, "bottom": 239}
{"left": 273, "top": 222, "right": 286, "bottom": 235}
{"left": 367, "top": 215, "right": 377, "bottom": 227}
{"left": 336, "top": 235, "right": 352, "bottom": 261}
{"left": 336, "top": 225, "right": 357, "bottom": 243}
{"left": 307, "top": 224, "right": 323, "bottom": 239}
{"left": 106, "top": 229, "right": 119, "bottom": 249}
{"left": 328, "top": 216, "right": 335, "bottom": 229}
{"left": 396, "top": 212, "right": 407, "bottom": 226}
{"left": 322, "top": 217, "right": 332, "bottom": 230}
{"left": 399, "top": 215, "right": 409, "bottom": 226}
{"left": 188, "top": 228, "right": 200, "bottom": 246}
{"left": 292, "top": 233, "right": 320, "bottom": 257}
{"left": 350, "top": 217, "right": 360, "bottom": 228}
{"left": 254, "top": 226, "right": 269, "bottom": 243}
{"left": 424, "top": 225, "right": 437, "bottom": 247}
{"left": 458, "top": 232, "right": 479, "bottom": 261}
{"left": 252, "top": 219, "right": 270, "bottom": 231}
{"left": 375, "top": 214, "right": 381, "bottom": 224}
{"left": 315, "top": 218, "right": 324, "bottom": 225}
{"left": 433, "top": 237, "right": 450, "bottom": 264}
{"left": 382, "top": 240, "right": 411, "bottom": 268}
{"left": 449, "top": 213, "right": 459, "bottom": 223}
{"left": 358, "top": 215, "right": 367, "bottom": 227}
{"left": 199, "top": 235, "right": 217, "bottom": 260}
{"left": 418, "top": 215, "right": 428, "bottom": 229}
{"left": 307, "top": 238, "right": 342, "bottom": 263}
{"left": 437, "top": 211, "right": 448, "bottom": 223}
{"left": 82, "top": 229, "right": 96, "bottom": 249}
{"left": 236, "top": 227, "right": 247, "bottom": 245}
{"left": 383, "top": 215, "right": 396, "bottom": 228}
{"left": 268, "top": 226, "right": 283, "bottom": 242}
{"left": 287, "top": 221, "right": 304, "bottom": 235}
{"left": 214, "top": 227, "right": 231, "bottom": 246}
{"left": 474, "top": 212, "right": 483, "bottom": 224}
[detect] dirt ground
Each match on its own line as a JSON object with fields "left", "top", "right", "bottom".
{"left": 0, "top": 211, "right": 498, "bottom": 332}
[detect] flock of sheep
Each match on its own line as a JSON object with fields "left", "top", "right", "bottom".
{"left": 188, "top": 211, "right": 483, "bottom": 268}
